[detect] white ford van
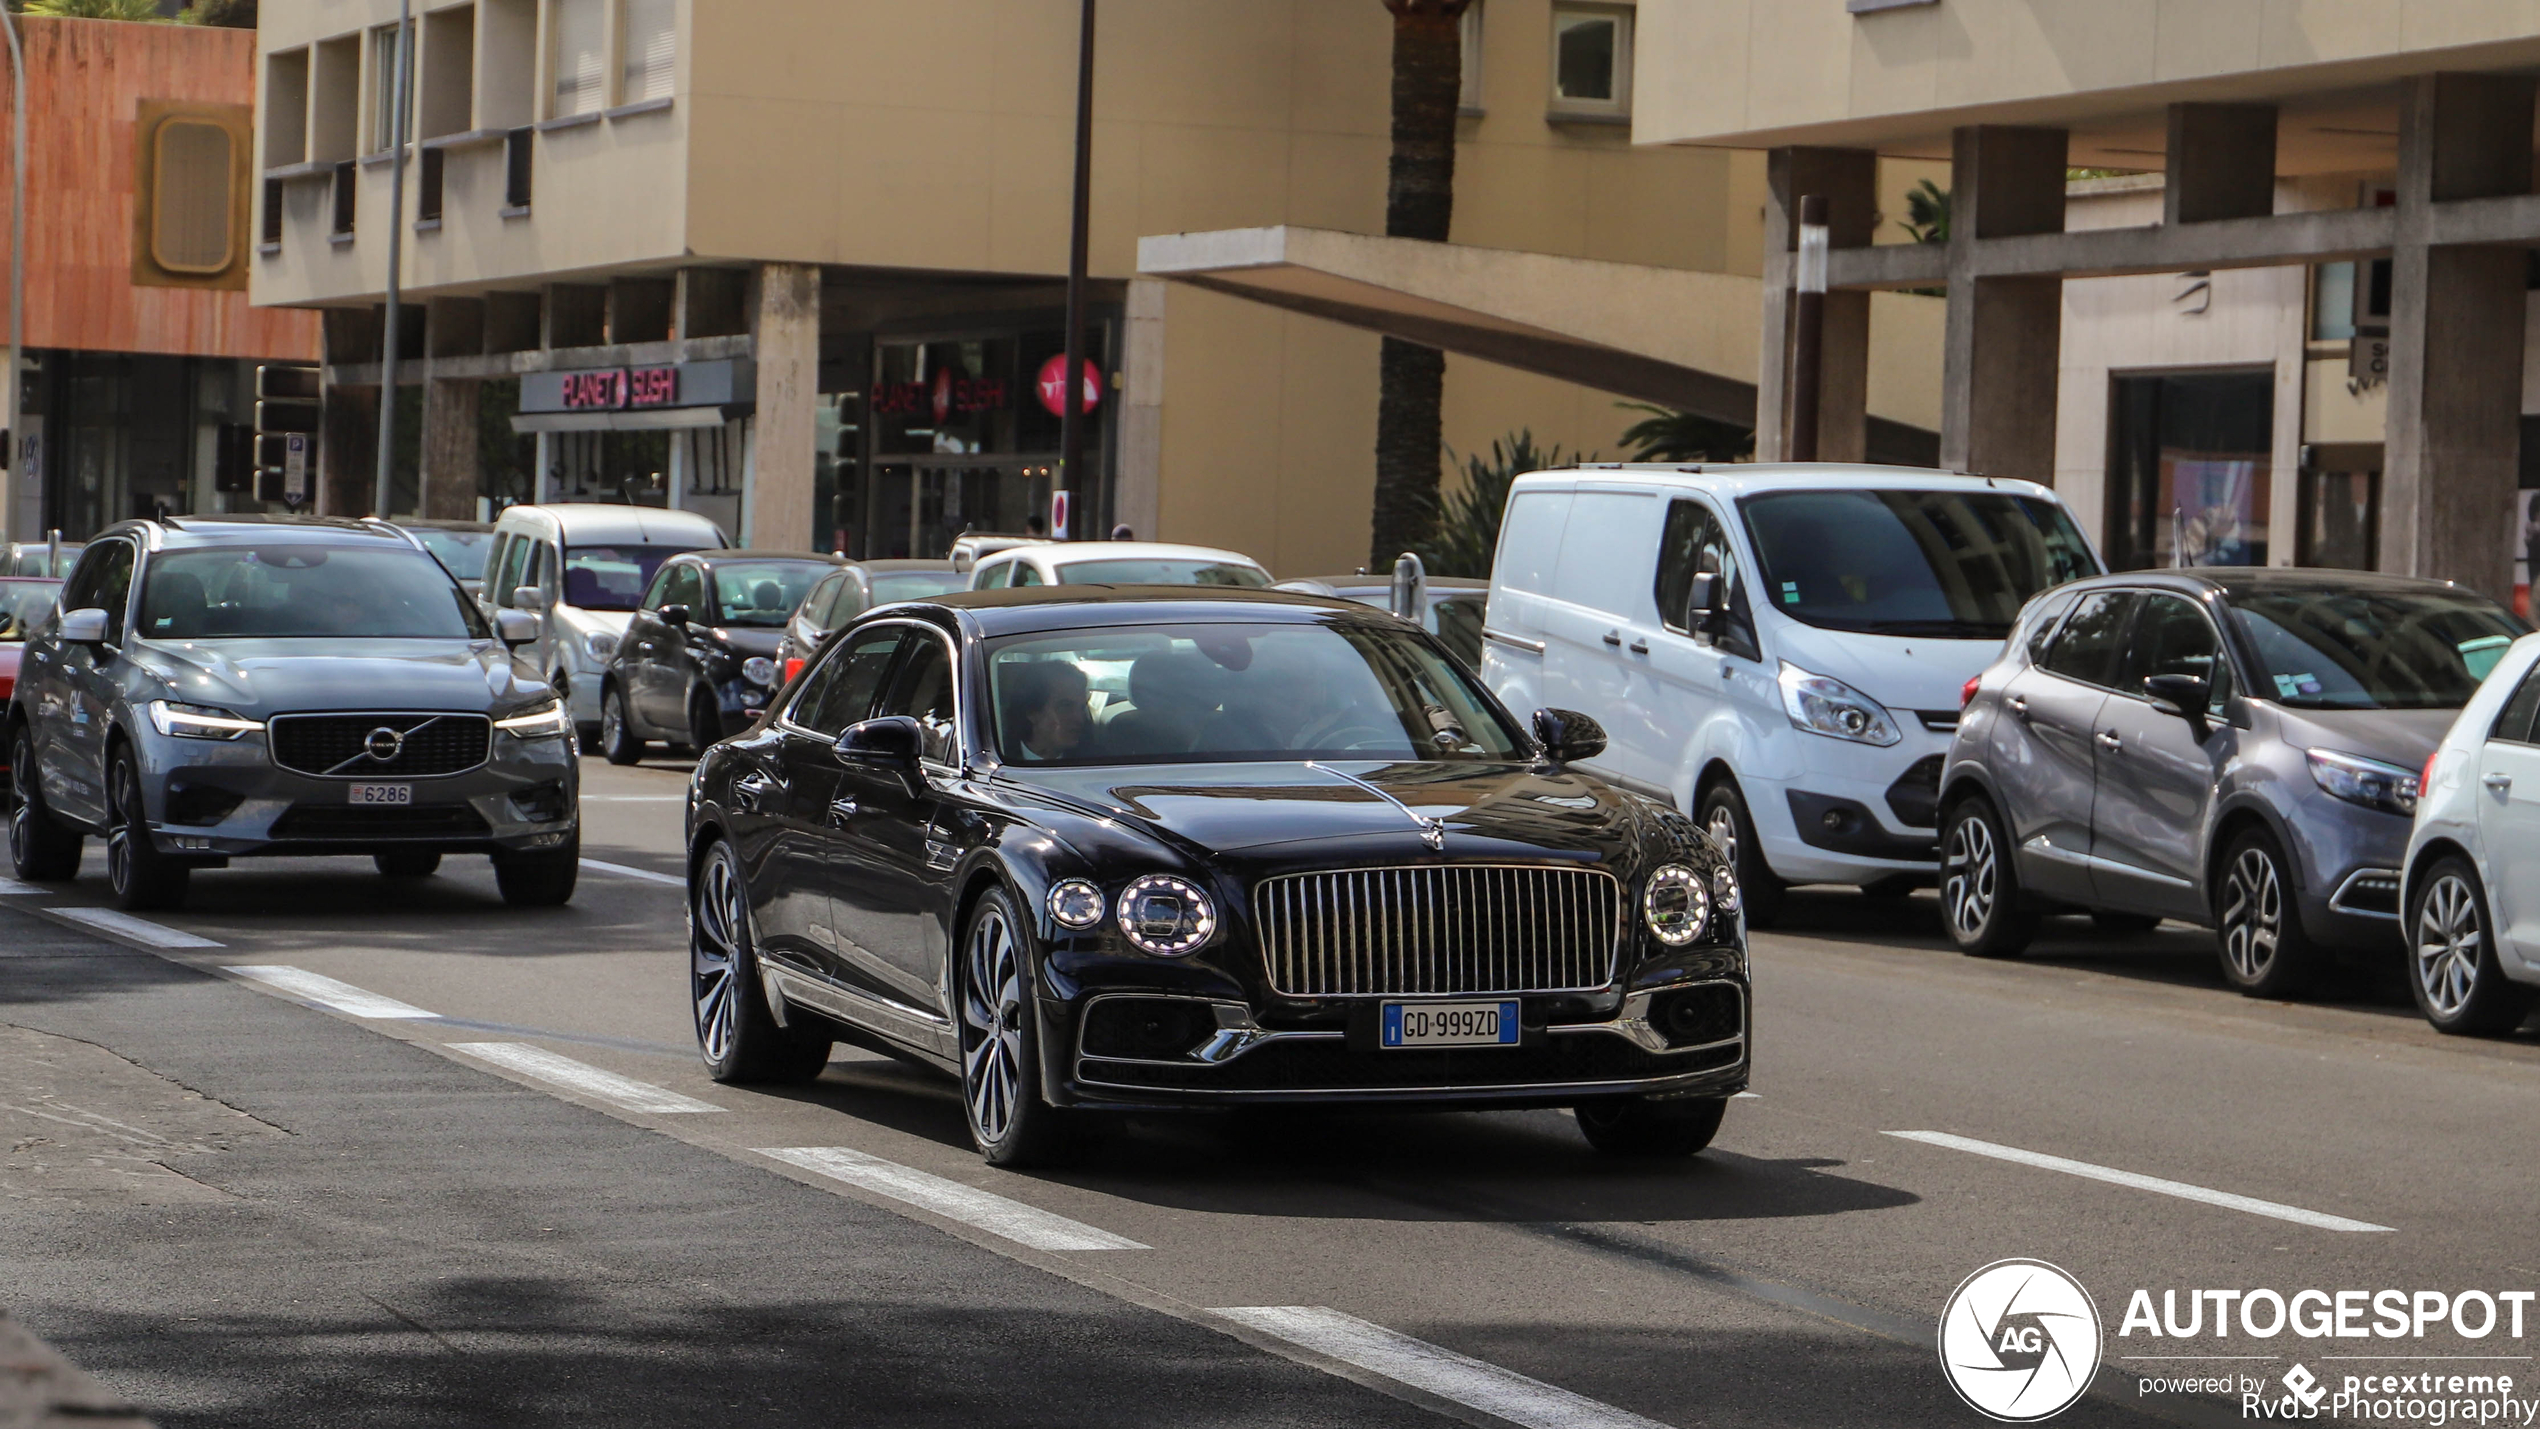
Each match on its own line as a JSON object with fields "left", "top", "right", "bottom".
{"left": 1480, "top": 464, "right": 2102, "bottom": 925}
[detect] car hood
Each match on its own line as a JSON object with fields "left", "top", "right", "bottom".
{"left": 1768, "top": 621, "right": 2005, "bottom": 713}
{"left": 133, "top": 638, "right": 550, "bottom": 715}
{"left": 1006, "top": 759, "right": 1648, "bottom": 858}
{"left": 557, "top": 606, "right": 635, "bottom": 637}
{"left": 2266, "top": 703, "right": 2461, "bottom": 771}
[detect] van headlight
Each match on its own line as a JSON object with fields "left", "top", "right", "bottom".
{"left": 1778, "top": 661, "right": 1901, "bottom": 746}
{"left": 148, "top": 700, "right": 263, "bottom": 740}
{"left": 1116, "top": 874, "right": 1216, "bottom": 956}
{"left": 495, "top": 699, "right": 572, "bottom": 740}
{"left": 1643, "top": 864, "right": 1711, "bottom": 946}
{"left": 583, "top": 631, "right": 619, "bottom": 663}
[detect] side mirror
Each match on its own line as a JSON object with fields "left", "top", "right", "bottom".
{"left": 1532, "top": 707, "right": 1607, "bottom": 766}
{"left": 2142, "top": 673, "right": 2209, "bottom": 720}
{"left": 1684, "top": 572, "right": 1728, "bottom": 638}
{"left": 658, "top": 603, "right": 692, "bottom": 628}
{"left": 836, "top": 714, "right": 924, "bottom": 770}
{"left": 494, "top": 608, "right": 539, "bottom": 648}
{"left": 58, "top": 607, "right": 108, "bottom": 644}
{"left": 512, "top": 585, "right": 551, "bottom": 614}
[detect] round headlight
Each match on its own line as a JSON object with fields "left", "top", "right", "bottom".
{"left": 1643, "top": 864, "right": 1711, "bottom": 946}
{"left": 1047, "top": 878, "right": 1105, "bottom": 930}
{"left": 741, "top": 656, "right": 778, "bottom": 688}
{"left": 584, "top": 631, "right": 619, "bottom": 662}
{"left": 1116, "top": 874, "right": 1217, "bottom": 956}
{"left": 1711, "top": 863, "right": 1741, "bottom": 917}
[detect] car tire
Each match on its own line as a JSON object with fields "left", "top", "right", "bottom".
{"left": 492, "top": 830, "right": 579, "bottom": 907}
{"left": 1574, "top": 1095, "right": 1726, "bottom": 1156}
{"left": 374, "top": 850, "right": 441, "bottom": 878}
{"left": 687, "top": 688, "right": 723, "bottom": 752}
{"left": 2214, "top": 826, "right": 2321, "bottom": 999}
{"left": 6, "top": 727, "right": 82, "bottom": 882}
{"left": 599, "top": 686, "right": 644, "bottom": 766}
{"left": 105, "top": 751, "right": 187, "bottom": 912}
{"left": 2407, "top": 856, "right": 2536, "bottom": 1036}
{"left": 1940, "top": 796, "right": 2037, "bottom": 959}
{"left": 689, "top": 838, "right": 830, "bottom": 1084}
{"left": 2091, "top": 910, "right": 2162, "bottom": 935}
{"left": 959, "top": 886, "right": 1073, "bottom": 1168}
{"left": 1697, "top": 779, "right": 1785, "bottom": 929}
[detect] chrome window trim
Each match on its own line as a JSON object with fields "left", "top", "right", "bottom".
{"left": 771, "top": 616, "right": 963, "bottom": 762}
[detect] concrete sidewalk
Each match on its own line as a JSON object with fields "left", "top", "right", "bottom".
{"left": 0, "top": 1310, "right": 150, "bottom": 1429}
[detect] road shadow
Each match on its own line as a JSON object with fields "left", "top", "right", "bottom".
{"left": 0, "top": 908, "right": 209, "bottom": 1008}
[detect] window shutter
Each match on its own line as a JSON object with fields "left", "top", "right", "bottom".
{"left": 152, "top": 120, "right": 236, "bottom": 274}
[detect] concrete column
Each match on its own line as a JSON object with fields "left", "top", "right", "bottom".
{"left": 747, "top": 262, "right": 820, "bottom": 551}
{"left": 533, "top": 431, "right": 554, "bottom": 505}
{"left": 318, "top": 384, "right": 377, "bottom": 517}
{"left": 1115, "top": 278, "right": 1166, "bottom": 541}
{"left": 2381, "top": 72, "right": 2536, "bottom": 599}
{"left": 419, "top": 378, "right": 481, "bottom": 520}
{"left": 1939, "top": 126, "right": 2068, "bottom": 481}
{"left": 666, "top": 430, "right": 688, "bottom": 513}
{"left": 2163, "top": 104, "right": 2277, "bottom": 226}
{"left": 1757, "top": 147, "right": 1876, "bottom": 464}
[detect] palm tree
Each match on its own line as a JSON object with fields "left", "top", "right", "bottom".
{"left": 1368, "top": 0, "right": 1471, "bottom": 570}
{"left": 18, "top": 0, "right": 163, "bottom": 18}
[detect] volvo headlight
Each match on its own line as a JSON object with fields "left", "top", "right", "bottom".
{"left": 1643, "top": 864, "right": 1712, "bottom": 946}
{"left": 1116, "top": 874, "right": 1217, "bottom": 956}
{"left": 1047, "top": 878, "right": 1106, "bottom": 929}
{"left": 741, "top": 656, "right": 778, "bottom": 688}
{"left": 495, "top": 699, "right": 572, "bottom": 740}
{"left": 2306, "top": 748, "right": 2418, "bottom": 816}
{"left": 147, "top": 700, "right": 262, "bottom": 741}
{"left": 583, "top": 631, "right": 619, "bottom": 663}
{"left": 1777, "top": 661, "right": 1902, "bottom": 746}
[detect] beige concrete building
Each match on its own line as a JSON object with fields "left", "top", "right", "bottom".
{"left": 253, "top": 0, "right": 1895, "bottom": 576}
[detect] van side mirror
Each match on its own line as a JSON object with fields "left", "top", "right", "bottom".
{"left": 494, "top": 609, "right": 539, "bottom": 647}
{"left": 1683, "top": 572, "right": 1728, "bottom": 638}
{"left": 57, "top": 607, "right": 107, "bottom": 645}
{"left": 1532, "top": 707, "right": 1607, "bottom": 766}
{"left": 837, "top": 714, "right": 923, "bottom": 771}
{"left": 2142, "top": 673, "right": 2209, "bottom": 720}
{"left": 512, "top": 585, "right": 551, "bottom": 614}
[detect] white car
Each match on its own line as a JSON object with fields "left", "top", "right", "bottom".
{"left": 2402, "top": 630, "right": 2540, "bottom": 1034}
{"left": 1479, "top": 463, "right": 2103, "bottom": 926}
{"left": 480, "top": 504, "right": 728, "bottom": 738}
{"left": 966, "top": 540, "right": 1270, "bottom": 590}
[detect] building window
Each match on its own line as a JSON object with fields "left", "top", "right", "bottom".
{"left": 150, "top": 120, "right": 236, "bottom": 273}
{"left": 551, "top": 0, "right": 605, "bottom": 117}
{"left": 2106, "top": 369, "right": 2274, "bottom": 571}
{"left": 369, "top": 23, "right": 411, "bottom": 153}
{"left": 1549, "top": 3, "right": 1631, "bottom": 116}
{"left": 620, "top": 0, "right": 675, "bottom": 104}
{"left": 1458, "top": 2, "right": 1484, "bottom": 114}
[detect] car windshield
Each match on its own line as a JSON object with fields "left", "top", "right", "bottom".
{"left": 987, "top": 620, "right": 1528, "bottom": 766}
{"left": 408, "top": 527, "right": 493, "bottom": 580}
{"left": 138, "top": 546, "right": 489, "bottom": 640}
{"left": 0, "top": 578, "right": 61, "bottom": 640}
{"left": 562, "top": 544, "right": 690, "bottom": 612}
{"left": 708, "top": 560, "right": 831, "bottom": 627}
{"left": 1740, "top": 489, "right": 2101, "bottom": 638}
{"left": 867, "top": 569, "right": 967, "bottom": 604}
{"left": 2227, "top": 587, "right": 2527, "bottom": 710}
{"left": 1050, "top": 558, "right": 1269, "bottom": 588}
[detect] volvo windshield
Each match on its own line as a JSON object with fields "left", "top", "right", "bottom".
{"left": 2228, "top": 586, "right": 2526, "bottom": 710}
{"left": 1740, "top": 489, "right": 2100, "bottom": 639}
{"left": 138, "top": 546, "right": 489, "bottom": 640}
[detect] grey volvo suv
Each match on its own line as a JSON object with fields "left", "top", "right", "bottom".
{"left": 1939, "top": 569, "right": 2523, "bottom": 996}
{"left": 5, "top": 515, "right": 580, "bottom": 911}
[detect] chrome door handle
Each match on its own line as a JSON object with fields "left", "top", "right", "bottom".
{"left": 2095, "top": 731, "right": 2122, "bottom": 752}
{"left": 1601, "top": 629, "right": 1623, "bottom": 647}
{"left": 826, "top": 797, "right": 859, "bottom": 826}
{"left": 1628, "top": 638, "right": 1650, "bottom": 655}
{"left": 732, "top": 771, "right": 781, "bottom": 810}
{"left": 2007, "top": 695, "right": 2030, "bottom": 719}
{"left": 2484, "top": 773, "right": 2513, "bottom": 793}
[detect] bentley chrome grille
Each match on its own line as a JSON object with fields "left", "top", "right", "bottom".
{"left": 1252, "top": 865, "right": 1623, "bottom": 997}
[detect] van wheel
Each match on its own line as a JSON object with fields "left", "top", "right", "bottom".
{"left": 1697, "top": 779, "right": 1784, "bottom": 929}
{"left": 1940, "top": 796, "right": 2035, "bottom": 958}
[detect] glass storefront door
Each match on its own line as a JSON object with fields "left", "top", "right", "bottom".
{"left": 2106, "top": 369, "right": 2275, "bottom": 570}
{"left": 862, "top": 461, "right": 1056, "bottom": 560}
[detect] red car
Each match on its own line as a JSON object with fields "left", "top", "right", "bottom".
{"left": 0, "top": 576, "right": 62, "bottom": 790}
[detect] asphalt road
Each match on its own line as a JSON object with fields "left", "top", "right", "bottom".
{"left": 6, "top": 753, "right": 2537, "bottom": 1428}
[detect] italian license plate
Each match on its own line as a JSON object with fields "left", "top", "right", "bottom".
{"left": 1382, "top": 1000, "right": 1519, "bottom": 1049}
{"left": 348, "top": 783, "right": 413, "bottom": 806}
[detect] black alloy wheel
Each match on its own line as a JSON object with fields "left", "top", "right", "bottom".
{"left": 106, "top": 751, "right": 188, "bottom": 912}
{"left": 1574, "top": 1095, "right": 1726, "bottom": 1156}
{"left": 6, "top": 726, "right": 81, "bottom": 881}
{"left": 600, "top": 685, "right": 644, "bottom": 766}
{"left": 2214, "top": 827, "right": 2319, "bottom": 999}
{"left": 2407, "top": 856, "right": 2535, "bottom": 1036}
{"left": 491, "top": 828, "right": 580, "bottom": 907}
{"left": 687, "top": 688, "right": 724, "bottom": 752}
{"left": 959, "top": 887, "right": 1072, "bottom": 1168}
{"left": 1697, "top": 778, "right": 1785, "bottom": 929}
{"left": 374, "top": 850, "right": 442, "bottom": 878}
{"left": 689, "top": 838, "right": 829, "bottom": 1083}
{"left": 1939, "top": 795, "right": 2037, "bottom": 959}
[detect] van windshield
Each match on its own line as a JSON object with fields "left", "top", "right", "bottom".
{"left": 563, "top": 545, "right": 692, "bottom": 611}
{"left": 1739, "top": 489, "right": 2100, "bottom": 639}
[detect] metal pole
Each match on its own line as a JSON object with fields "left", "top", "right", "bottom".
{"left": 1788, "top": 194, "right": 1828, "bottom": 464}
{"left": 1056, "top": 0, "right": 1095, "bottom": 540}
{"left": 371, "top": 0, "right": 412, "bottom": 518}
{"left": 0, "top": 7, "right": 25, "bottom": 545}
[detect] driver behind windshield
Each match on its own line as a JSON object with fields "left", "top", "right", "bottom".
{"left": 1000, "top": 661, "right": 1094, "bottom": 761}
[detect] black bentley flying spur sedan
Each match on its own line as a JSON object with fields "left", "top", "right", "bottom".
{"left": 684, "top": 586, "right": 1749, "bottom": 1165}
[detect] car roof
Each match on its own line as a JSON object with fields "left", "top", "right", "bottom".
{"left": 1507, "top": 461, "right": 2059, "bottom": 503}
{"left": 493, "top": 503, "right": 726, "bottom": 544}
{"left": 2063, "top": 566, "right": 2501, "bottom": 602}
{"left": 144, "top": 515, "right": 417, "bottom": 548}
{"left": 670, "top": 549, "right": 845, "bottom": 567}
{"left": 392, "top": 518, "right": 495, "bottom": 533}
{"left": 884, "top": 584, "right": 1377, "bottom": 637}
{"left": 1276, "top": 575, "right": 1490, "bottom": 594}
{"left": 856, "top": 558, "right": 957, "bottom": 573}
{"left": 998, "top": 541, "right": 1267, "bottom": 569}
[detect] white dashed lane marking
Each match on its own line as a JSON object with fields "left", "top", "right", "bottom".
{"left": 1885, "top": 1130, "right": 2395, "bottom": 1233}
{"left": 760, "top": 1146, "right": 1148, "bottom": 1252}
{"left": 56, "top": 907, "right": 223, "bottom": 949}
{"left": 0, "top": 877, "right": 45, "bottom": 896}
{"left": 1216, "top": 1306, "right": 1675, "bottom": 1429}
{"left": 579, "top": 858, "right": 685, "bottom": 887}
{"left": 224, "top": 965, "right": 437, "bottom": 1019}
{"left": 449, "top": 1042, "right": 724, "bottom": 1114}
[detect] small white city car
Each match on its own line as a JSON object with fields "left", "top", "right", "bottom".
{"left": 2403, "top": 630, "right": 2540, "bottom": 1034}
{"left": 966, "top": 541, "right": 1270, "bottom": 591}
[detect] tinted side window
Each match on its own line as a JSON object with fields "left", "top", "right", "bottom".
{"left": 1013, "top": 564, "right": 1045, "bottom": 587}
{"left": 2492, "top": 666, "right": 2540, "bottom": 745}
{"left": 640, "top": 562, "right": 679, "bottom": 610}
{"left": 1651, "top": 497, "right": 1760, "bottom": 660}
{"left": 2040, "top": 591, "right": 2136, "bottom": 688}
{"left": 489, "top": 535, "right": 528, "bottom": 606}
{"left": 803, "top": 572, "right": 845, "bottom": 624}
{"left": 2116, "top": 594, "right": 2222, "bottom": 695}
{"left": 797, "top": 627, "right": 905, "bottom": 736}
{"left": 2019, "top": 588, "right": 2081, "bottom": 665}
{"left": 876, "top": 632, "right": 958, "bottom": 764}
{"left": 75, "top": 541, "right": 137, "bottom": 644}
{"left": 662, "top": 564, "right": 704, "bottom": 612}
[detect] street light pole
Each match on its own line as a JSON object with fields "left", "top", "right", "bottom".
{"left": 1056, "top": 0, "right": 1095, "bottom": 540}
{"left": 371, "top": 0, "right": 412, "bottom": 519}
{"left": 0, "top": 6, "right": 26, "bottom": 545}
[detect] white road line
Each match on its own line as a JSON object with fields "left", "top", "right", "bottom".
{"left": 759, "top": 1146, "right": 1148, "bottom": 1252}
{"left": 55, "top": 907, "right": 223, "bottom": 949}
{"left": 224, "top": 965, "right": 438, "bottom": 1019}
{"left": 1885, "top": 1130, "right": 2394, "bottom": 1233}
{"left": 0, "top": 877, "right": 45, "bottom": 896}
{"left": 1215, "top": 1306, "right": 1673, "bottom": 1429}
{"left": 449, "top": 1042, "right": 723, "bottom": 1114}
{"left": 580, "top": 795, "right": 685, "bottom": 802}
{"left": 579, "top": 858, "right": 685, "bottom": 887}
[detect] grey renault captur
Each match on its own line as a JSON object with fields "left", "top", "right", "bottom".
{"left": 5, "top": 515, "right": 581, "bottom": 911}
{"left": 1938, "top": 569, "right": 2524, "bottom": 997}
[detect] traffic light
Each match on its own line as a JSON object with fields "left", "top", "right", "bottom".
{"left": 253, "top": 364, "right": 322, "bottom": 505}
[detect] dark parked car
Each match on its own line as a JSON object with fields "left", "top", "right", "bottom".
{"left": 6, "top": 516, "right": 579, "bottom": 910}
{"left": 685, "top": 586, "right": 1749, "bottom": 1166}
{"left": 777, "top": 559, "right": 965, "bottom": 686}
{"left": 1939, "top": 569, "right": 2523, "bottom": 996}
{"left": 598, "top": 549, "right": 844, "bottom": 763}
